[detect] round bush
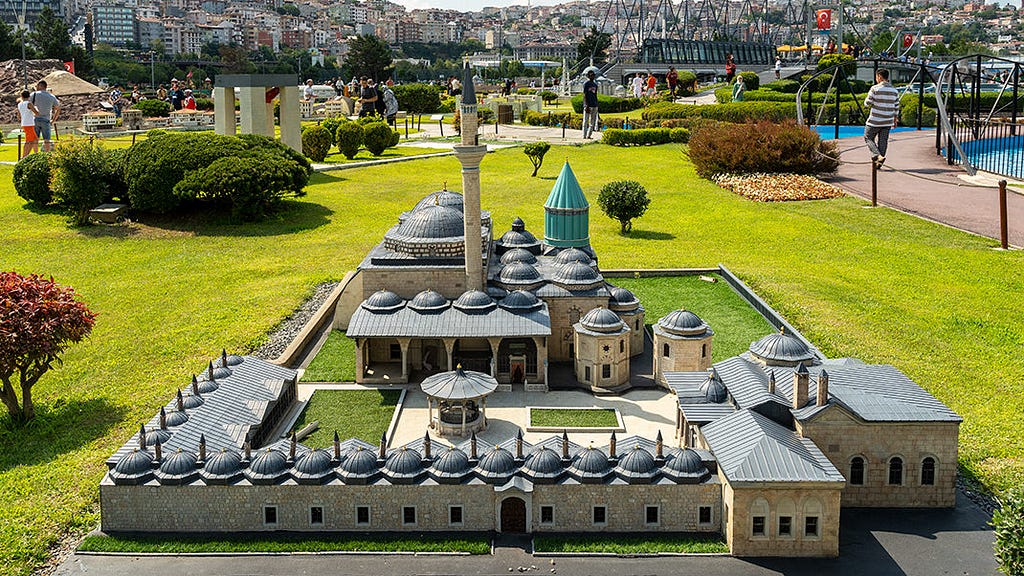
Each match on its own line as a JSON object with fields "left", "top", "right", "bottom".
{"left": 13, "top": 153, "right": 53, "bottom": 205}
{"left": 597, "top": 180, "right": 651, "bottom": 233}
{"left": 335, "top": 122, "right": 364, "bottom": 159}
{"left": 321, "top": 117, "right": 346, "bottom": 146}
{"left": 50, "top": 140, "right": 114, "bottom": 225}
{"left": 132, "top": 99, "right": 171, "bottom": 117}
{"left": 738, "top": 71, "right": 760, "bottom": 91}
{"left": 362, "top": 122, "right": 395, "bottom": 156}
{"left": 302, "top": 125, "right": 332, "bottom": 162}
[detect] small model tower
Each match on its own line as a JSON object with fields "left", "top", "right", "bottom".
{"left": 454, "top": 59, "right": 487, "bottom": 291}
{"left": 544, "top": 161, "right": 590, "bottom": 249}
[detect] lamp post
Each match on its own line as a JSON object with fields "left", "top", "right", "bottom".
{"left": 150, "top": 51, "right": 155, "bottom": 90}
{"left": 12, "top": 0, "right": 27, "bottom": 90}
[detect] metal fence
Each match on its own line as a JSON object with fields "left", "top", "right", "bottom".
{"left": 640, "top": 39, "right": 775, "bottom": 66}
{"left": 948, "top": 119, "right": 1024, "bottom": 180}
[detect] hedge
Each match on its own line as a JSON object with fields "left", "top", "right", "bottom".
{"left": 393, "top": 83, "right": 442, "bottom": 114}
{"left": 132, "top": 99, "right": 171, "bottom": 117}
{"left": 688, "top": 120, "right": 839, "bottom": 177}
{"left": 921, "top": 92, "right": 1024, "bottom": 113}
{"left": 570, "top": 94, "right": 644, "bottom": 114}
{"left": 643, "top": 101, "right": 799, "bottom": 123}
{"left": 601, "top": 127, "right": 689, "bottom": 146}
{"left": 715, "top": 88, "right": 862, "bottom": 105}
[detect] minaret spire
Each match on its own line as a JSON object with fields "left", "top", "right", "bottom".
{"left": 454, "top": 58, "right": 486, "bottom": 292}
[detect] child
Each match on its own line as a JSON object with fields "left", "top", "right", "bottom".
{"left": 17, "top": 90, "right": 38, "bottom": 158}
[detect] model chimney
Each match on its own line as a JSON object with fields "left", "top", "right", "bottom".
{"left": 423, "top": 432, "right": 432, "bottom": 459}
{"left": 767, "top": 370, "right": 776, "bottom": 394}
{"left": 609, "top": 431, "right": 617, "bottom": 459}
{"left": 793, "top": 363, "right": 810, "bottom": 409}
{"left": 817, "top": 370, "right": 829, "bottom": 406}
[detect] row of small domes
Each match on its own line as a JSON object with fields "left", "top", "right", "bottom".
{"left": 362, "top": 289, "right": 544, "bottom": 314}
{"left": 496, "top": 260, "right": 602, "bottom": 288}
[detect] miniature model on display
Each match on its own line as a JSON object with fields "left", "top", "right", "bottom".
{"left": 100, "top": 62, "right": 961, "bottom": 559}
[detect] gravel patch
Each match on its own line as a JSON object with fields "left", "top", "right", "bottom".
{"left": 250, "top": 282, "right": 339, "bottom": 362}
{"left": 959, "top": 476, "right": 1000, "bottom": 518}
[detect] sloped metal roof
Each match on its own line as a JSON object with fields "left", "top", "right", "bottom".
{"left": 347, "top": 297, "right": 551, "bottom": 338}
{"left": 701, "top": 410, "right": 845, "bottom": 484}
{"left": 814, "top": 364, "right": 962, "bottom": 422}
{"left": 420, "top": 367, "right": 498, "bottom": 400}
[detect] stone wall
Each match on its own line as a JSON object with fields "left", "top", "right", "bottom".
{"left": 723, "top": 481, "right": 842, "bottom": 557}
{"left": 100, "top": 479, "right": 721, "bottom": 534}
{"left": 796, "top": 407, "right": 959, "bottom": 507}
{"left": 544, "top": 295, "right": 611, "bottom": 361}
{"left": 653, "top": 331, "right": 713, "bottom": 383}
{"left": 360, "top": 267, "right": 468, "bottom": 300}
{"left": 574, "top": 330, "right": 630, "bottom": 390}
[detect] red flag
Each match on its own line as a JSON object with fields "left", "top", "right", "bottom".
{"left": 186, "top": 70, "right": 193, "bottom": 79}
{"left": 63, "top": 61, "right": 75, "bottom": 75}
{"left": 903, "top": 33, "right": 915, "bottom": 48}
{"left": 816, "top": 9, "right": 832, "bottom": 31}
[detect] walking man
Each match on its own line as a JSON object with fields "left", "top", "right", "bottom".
{"left": 863, "top": 68, "right": 899, "bottom": 166}
{"left": 666, "top": 66, "right": 679, "bottom": 98}
{"left": 775, "top": 56, "right": 782, "bottom": 80}
{"left": 30, "top": 80, "right": 59, "bottom": 152}
{"left": 582, "top": 70, "right": 599, "bottom": 139}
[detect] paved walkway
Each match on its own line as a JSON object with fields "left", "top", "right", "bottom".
{"left": 826, "top": 130, "right": 1024, "bottom": 248}
{"left": 53, "top": 490, "right": 996, "bottom": 576}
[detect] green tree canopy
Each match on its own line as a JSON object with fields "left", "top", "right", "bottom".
{"left": 577, "top": 26, "right": 611, "bottom": 64}
{"left": 29, "top": 7, "right": 71, "bottom": 59}
{"left": 344, "top": 35, "right": 393, "bottom": 82}
{"left": 0, "top": 19, "right": 21, "bottom": 61}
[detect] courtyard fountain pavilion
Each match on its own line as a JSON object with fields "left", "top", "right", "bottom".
{"left": 342, "top": 160, "right": 652, "bottom": 395}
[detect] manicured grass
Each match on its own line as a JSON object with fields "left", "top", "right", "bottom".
{"left": 610, "top": 275, "right": 774, "bottom": 362}
{"left": 292, "top": 390, "right": 400, "bottom": 447}
{"left": 302, "top": 330, "right": 356, "bottom": 382}
{"left": 318, "top": 146, "right": 451, "bottom": 164}
{"left": 3, "top": 142, "right": 1024, "bottom": 575}
{"left": 77, "top": 533, "right": 490, "bottom": 554}
{"left": 534, "top": 533, "right": 728, "bottom": 554}
{"left": 530, "top": 408, "right": 619, "bottom": 428}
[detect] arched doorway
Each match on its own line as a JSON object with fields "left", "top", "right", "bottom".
{"left": 511, "top": 364, "right": 524, "bottom": 384}
{"left": 500, "top": 497, "right": 527, "bottom": 533}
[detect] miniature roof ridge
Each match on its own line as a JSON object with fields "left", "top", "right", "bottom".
{"left": 544, "top": 161, "right": 588, "bottom": 210}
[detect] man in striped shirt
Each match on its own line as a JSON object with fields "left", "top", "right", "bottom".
{"left": 864, "top": 68, "right": 900, "bottom": 166}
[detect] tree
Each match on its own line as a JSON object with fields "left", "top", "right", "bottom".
{"left": 577, "top": 26, "right": 611, "bottom": 64}
{"left": 523, "top": 142, "right": 551, "bottom": 177}
{"left": 0, "top": 272, "right": 96, "bottom": 424}
{"left": 29, "top": 7, "right": 72, "bottom": 60}
{"left": 994, "top": 487, "right": 1024, "bottom": 576}
{"left": 344, "top": 35, "right": 393, "bottom": 82}
{"left": 597, "top": 180, "right": 651, "bottom": 233}
{"left": 0, "top": 19, "right": 20, "bottom": 61}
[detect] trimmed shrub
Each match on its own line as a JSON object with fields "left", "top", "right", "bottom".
{"left": 601, "top": 127, "right": 683, "bottom": 146}
{"left": 302, "top": 125, "right": 332, "bottom": 161}
{"left": 336, "top": 121, "right": 364, "bottom": 159}
{"left": 50, "top": 140, "right": 114, "bottom": 225}
{"left": 688, "top": 120, "right": 839, "bottom": 177}
{"left": 523, "top": 141, "right": 551, "bottom": 177}
{"left": 570, "top": 94, "right": 644, "bottom": 114}
{"left": 817, "top": 53, "right": 857, "bottom": 77}
{"left": 539, "top": 90, "right": 558, "bottom": 104}
{"left": 994, "top": 487, "right": 1024, "bottom": 576}
{"left": 194, "top": 97, "right": 214, "bottom": 111}
{"left": 363, "top": 121, "right": 396, "bottom": 156}
{"left": 320, "top": 116, "right": 346, "bottom": 146}
{"left": 676, "top": 70, "right": 699, "bottom": 96}
{"left": 13, "top": 153, "right": 53, "bottom": 206}
{"left": 132, "top": 99, "right": 171, "bottom": 117}
{"left": 643, "top": 101, "right": 799, "bottom": 123}
{"left": 597, "top": 180, "right": 650, "bottom": 233}
{"left": 899, "top": 94, "right": 937, "bottom": 127}
{"left": 761, "top": 80, "right": 800, "bottom": 93}
{"left": 173, "top": 152, "right": 299, "bottom": 221}
{"left": 393, "top": 83, "right": 442, "bottom": 114}
{"left": 738, "top": 71, "right": 759, "bottom": 91}
{"left": 669, "top": 127, "right": 690, "bottom": 143}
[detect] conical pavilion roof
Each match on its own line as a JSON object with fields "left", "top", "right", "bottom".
{"left": 420, "top": 367, "right": 498, "bottom": 400}
{"left": 545, "top": 162, "right": 589, "bottom": 211}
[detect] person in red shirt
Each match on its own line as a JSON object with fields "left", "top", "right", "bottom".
{"left": 183, "top": 89, "right": 197, "bottom": 110}
{"left": 646, "top": 72, "right": 657, "bottom": 97}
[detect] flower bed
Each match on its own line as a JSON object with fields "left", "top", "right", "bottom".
{"left": 713, "top": 173, "right": 845, "bottom": 202}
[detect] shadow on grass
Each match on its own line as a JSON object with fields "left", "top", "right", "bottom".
{"left": 0, "top": 396, "right": 125, "bottom": 473}
{"left": 21, "top": 202, "right": 64, "bottom": 216}
{"left": 625, "top": 230, "right": 676, "bottom": 241}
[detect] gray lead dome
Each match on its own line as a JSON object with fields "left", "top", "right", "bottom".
{"left": 700, "top": 369, "right": 728, "bottom": 403}
{"left": 201, "top": 448, "right": 243, "bottom": 484}
{"left": 409, "top": 289, "right": 449, "bottom": 312}
{"left": 523, "top": 446, "right": 564, "bottom": 481}
{"left": 553, "top": 261, "right": 601, "bottom": 288}
{"left": 658, "top": 310, "right": 709, "bottom": 336}
{"left": 569, "top": 446, "right": 611, "bottom": 482}
{"left": 362, "top": 290, "right": 405, "bottom": 313}
{"left": 413, "top": 190, "right": 464, "bottom": 213}
{"left": 498, "top": 262, "right": 543, "bottom": 285}
{"left": 397, "top": 204, "right": 465, "bottom": 240}
{"left": 580, "top": 308, "right": 625, "bottom": 333}
{"left": 476, "top": 446, "right": 517, "bottom": 482}
{"left": 338, "top": 446, "right": 379, "bottom": 481}
{"left": 608, "top": 287, "right": 640, "bottom": 311}
{"left": 113, "top": 448, "right": 154, "bottom": 476}
{"left": 554, "top": 247, "right": 592, "bottom": 265}
{"left": 384, "top": 447, "right": 424, "bottom": 482}
{"left": 500, "top": 290, "right": 542, "bottom": 311}
{"left": 453, "top": 290, "right": 497, "bottom": 312}
{"left": 500, "top": 248, "right": 538, "bottom": 265}
{"left": 748, "top": 330, "right": 815, "bottom": 365}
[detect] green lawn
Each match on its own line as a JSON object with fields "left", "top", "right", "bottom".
{"left": 317, "top": 146, "right": 451, "bottom": 165}
{"left": 302, "top": 330, "right": 356, "bottom": 382}
{"left": 2, "top": 142, "right": 1023, "bottom": 575}
{"left": 78, "top": 533, "right": 490, "bottom": 554}
{"left": 610, "top": 275, "right": 774, "bottom": 362}
{"left": 534, "top": 533, "right": 728, "bottom": 554}
{"left": 530, "top": 408, "right": 619, "bottom": 428}
{"left": 292, "top": 390, "right": 400, "bottom": 447}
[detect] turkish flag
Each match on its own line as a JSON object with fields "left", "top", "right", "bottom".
{"left": 903, "top": 33, "right": 914, "bottom": 48}
{"left": 816, "top": 9, "right": 832, "bottom": 31}
{"left": 63, "top": 61, "right": 75, "bottom": 75}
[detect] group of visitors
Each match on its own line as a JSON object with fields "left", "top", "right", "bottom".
{"left": 630, "top": 72, "right": 658, "bottom": 98}
{"left": 153, "top": 80, "right": 194, "bottom": 111}
{"left": 355, "top": 76, "right": 398, "bottom": 125}
{"left": 17, "top": 80, "right": 59, "bottom": 158}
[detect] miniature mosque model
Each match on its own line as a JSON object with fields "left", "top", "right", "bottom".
{"left": 99, "top": 64, "right": 961, "bottom": 558}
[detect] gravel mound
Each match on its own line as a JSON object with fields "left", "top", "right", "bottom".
{"left": 250, "top": 282, "right": 339, "bottom": 362}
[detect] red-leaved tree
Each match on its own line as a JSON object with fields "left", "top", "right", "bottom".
{"left": 0, "top": 272, "right": 96, "bottom": 424}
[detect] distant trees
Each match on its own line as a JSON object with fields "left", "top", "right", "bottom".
{"left": 344, "top": 35, "right": 394, "bottom": 82}
{"left": 577, "top": 26, "right": 611, "bottom": 65}
{"left": 0, "top": 272, "right": 96, "bottom": 424}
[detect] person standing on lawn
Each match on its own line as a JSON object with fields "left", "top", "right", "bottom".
{"left": 863, "top": 68, "right": 900, "bottom": 166}
{"left": 582, "top": 70, "right": 600, "bottom": 139}
{"left": 30, "top": 80, "right": 59, "bottom": 152}
{"left": 18, "top": 90, "right": 38, "bottom": 158}
{"left": 666, "top": 66, "right": 679, "bottom": 98}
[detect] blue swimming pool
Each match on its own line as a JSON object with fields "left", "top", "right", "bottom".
{"left": 946, "top": 134, "right": 1024, "bottom": 180}
{"left": 811, "top": 126, "right": 924, "bottom": 140}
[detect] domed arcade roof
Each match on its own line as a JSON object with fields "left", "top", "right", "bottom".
{"left": 497, "top": 261, "right": 543, "bottom": 286}
{"left": 749, "top": 329, "right": 815, "bottom": 365}
{"left": 453, "top": 289, "right": 496, "bottom": 312}
{"left": 396, "top": 204, "right": 464, "bottom": 240}
{"left": 409, "top": 289, "right": 449, "bottom": 313}
{"left": 608, "top": 286, "right": 641, "bottom": 312}
{"left": 568, "top": 446, "right": 611, "bottom": 482}
{"left": 579, "top": 307, "right": 625, "bottom": 334}
{"left": 552, "top": 261, "right": 602, "bottom": 289}
{"left": 500, "top": 248, "right": 538, "bottom": 265}
{"left": 362, "top": 290, "right": 405, "bottom": 313}
{"left": 499, "top": 290, "right": 543, "bottom": 311}
{"left": 554, "top": 247, "right": 593, "bottom": 266}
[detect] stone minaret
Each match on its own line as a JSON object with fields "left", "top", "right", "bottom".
{"left": 454, "top": 60, "right": 487, "bottom": 291}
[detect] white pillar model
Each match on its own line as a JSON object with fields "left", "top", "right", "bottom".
{"left": 278, "top": 85, "right": 302, "bottom": 153}
{"left": 453, "top": 61, "right": 487, "bottom": 292}
{"left": 239, "top": 86, "right": 270, "bottom": 136}
{"left": 213, "top": 86, "right": 236, "bottom": 135}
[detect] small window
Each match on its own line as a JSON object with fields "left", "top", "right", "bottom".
{"left": 701, "top": 343, "right": 707, "bottom": 358}
{"left": 601, "top": 364, "right": 611, "bottom": 379}
{"left": 698, "top": 506, "right": 712, "bottom": 524}
{"left": 778, "top": 516, "right": 792, "bottom": 536}
{"left": 752, "top": 515, "right": 766, "bottom": 536}
{"left": 389, "top": 343, "right": 401, "bottom": 360}
{"left": 619, "top": 340, "right": 624, "bottom": 353}
{"left": 356, "top": 505, "right": 370, "bottom": 525}
{"left": 540, "top": 505, "right": 554, "bottom": 524}
{"left": 662, "top": 343, "right": 670, "bottom": 358}
{"left": 592, "top": 506, "right": 607, "bottom": 525}
{"left": 402, "top": 506, "right": 417, "bottom": 525}
{"left": 449, "top": 505, "right": 463, "bottom": 526}
{"left": 635, "top": 320, "right": 639, "bottom": 330}
{"left": 584, "top": 365, "right": 591, "bottom": 382}
{"left": 889, "top": 457, "right": 903, "bottom": 485}
{"left": 850, "top": 456, "right": 865, "bottom": 485}
{"left": 805, "top": 516, "right": 819, "bottom": 537}
{"left": 921, "top": 457, "right": 936, "bottom": 485}
{"left": 569, "top": 343, "right": 574, "bottom": 357}
{"left": 263, "top": 505, "right": 278, "bottom": 526}
{"left": 310, "top": 506, "right": 324, "bottom": 526}
{"left": 645, "top": 505, "right": 659, "bottom": 525}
